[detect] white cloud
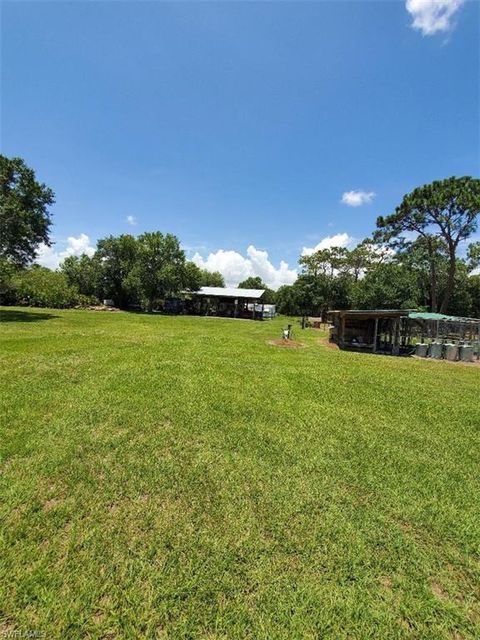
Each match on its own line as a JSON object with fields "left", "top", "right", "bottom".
{"left": 36, "top": 233, "right": 95, "bottom": 270}
{"left": 246, "top": 245, "right": 298, "bottom": 290}
{"left": 302, "top": 232, "right": 354, "bottom": 257}
{"left": 192, "top": 245, "right": 297, "bottom": 290}
{"left": 35, "top": 244, "right": 62, "bottom": 270}
{"left": 341, "top": 190, "right": 376, "bottom": 207}
{"left": 406, "top": 0, "right": 465, "bottom": 36}
{"left": 126, "top": 215, "right": 137, "bottom": 226}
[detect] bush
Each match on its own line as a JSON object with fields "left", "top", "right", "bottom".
{"left": 0, "top": 259, "right": 19, "bottom": 305}
{"left": 76, "top": 293, "right": 99, "bottom": 308}
{"left": 13, "top": 266, "right": 83, "bottom": 308}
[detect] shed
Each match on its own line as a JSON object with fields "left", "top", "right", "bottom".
{"left": 327, "top": 309, "right": 408, "bottom": 354}
{"left": 327, "top": 309, "right": 480, "bottom": 357}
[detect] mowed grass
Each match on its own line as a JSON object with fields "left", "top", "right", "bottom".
{"left": 1, "top": 307, "right": 479, "bottom": 639}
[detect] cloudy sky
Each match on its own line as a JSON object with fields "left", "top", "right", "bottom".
{"left": 2, "top": 0, "right": 478, "bottom": 288}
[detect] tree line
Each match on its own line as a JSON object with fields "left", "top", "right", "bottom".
{"left": 275, "top": 239, "right": 480, "bottom": 318}
{"left": 276, "top": 177, "right": 480, "bottom": 318}
{"left": 1, "top": 229, "right": 227, "bottom": 310}
{"left": 1, "top": 155, "right": 479, "bottom": 316}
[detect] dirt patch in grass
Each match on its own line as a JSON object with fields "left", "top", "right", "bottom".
{"left": 317, "top": 337, "right": 339, "bottom": 350}
{"left": 43, "top": 497, "right": 61, "bottom": 512}
{"left": 268, "top": 339, "right": 304, "bottom": 348}
{"left": 83, "top": 305, "right": 121, "bottom": 312}
{"left": 379, "top": 576, "right": 393, "bottom": 591}
{"left": 431, "top": 581, "right": 449, "bottom": 602}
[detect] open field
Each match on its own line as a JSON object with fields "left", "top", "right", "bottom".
{"left": 1, "top": 307, "right": 479, "bottom": 639}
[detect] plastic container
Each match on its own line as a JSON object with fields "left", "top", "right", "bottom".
{"left": 459, "top": 344, "right": 474, "bottom": 362}
{"left": 429, "top": 342, "right": 443, "bottom": 359}
{"left": 415, "top": 343, "right": 429, "bottom": 358}
{"left": 444, "top": 343, "right": 459, "bottom": 361}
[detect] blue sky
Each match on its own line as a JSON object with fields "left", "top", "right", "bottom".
{"left": 2, "top": 0, "right": 479, "bottom": 287}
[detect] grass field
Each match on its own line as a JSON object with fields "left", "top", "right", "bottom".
{"left": 1, "top": 307, "right": 479, "bottom": 639}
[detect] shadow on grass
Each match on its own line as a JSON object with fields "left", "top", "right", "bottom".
{"left": 0, "top": 309, "right": 60, "bottom": 323}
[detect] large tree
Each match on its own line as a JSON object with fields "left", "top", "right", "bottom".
{"left": 61, "top": 254, "right": 100, "bottom": 298}
{"left": 376, "top": 177, "right": 480, "bottom": 313}
{"left": 95, "top": 234, "right": 139, "bottom": 308}
{"left": 0, "top": 156, "right": 55, "bottom": 265}
{"left": 468, "top": 275, "right": 480, "bottom": 318}
{"left": 354, "top": 263, "right": 420, "bottom": 310}
{"left": 183, "top": 261, "right": 203, "bottom": 292}
{"left": 392, "top": 235, "right": 447, "bottom": 312}
{"left": 467, "top": 241, "right": 480, "bottom": 272}
{"left": 299, "top": 247, "right": 349, "bottom": 278}
{"left": 200, "top": 269, "right": 225, "bottom": 287}
{"left": 237, "top": 276, "right": 275, "bottom": 304}
{"left": 237, "top": 276, "right": 265, "bottom": 289}
{"left": 134, "top": 232, "right": 193, "bottom": 312}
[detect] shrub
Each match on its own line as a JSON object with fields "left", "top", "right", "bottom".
{"left": 13, "top": 266, "right": 82, "bottom": 309}
{"left": 0, "top": 259, "right": 19, "bottom": 305}
{"left": 76, "top": 293, "right": 98, "bottom": 307}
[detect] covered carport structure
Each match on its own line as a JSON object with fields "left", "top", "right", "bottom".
{"left": 167, "top": 287, "right": 266, "bottom": 319}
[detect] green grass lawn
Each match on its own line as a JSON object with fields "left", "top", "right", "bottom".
{"left": 1, "top": 307, "right": 479, "bottom": 639}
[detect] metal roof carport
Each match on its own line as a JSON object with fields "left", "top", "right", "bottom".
{"left": 185, "top": 287, "right": 266, "bottom": 319}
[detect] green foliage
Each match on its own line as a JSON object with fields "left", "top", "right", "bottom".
{"left": 284, "top": 247, "right": 360, "bottom": 316}
{"left": 467, "top": 275, "right": 480, "bottom": 318}
{"left": 287, "top": 190, "right": 480, "bottom": 317}
{"left": 61, "top": 254, "right": 101, "bottom": 298}
{"left": 392, "top": 235, "right": 448, "bottom": 312}
{"left": 183, "top": 261, "right": 203, "bottom": 291}
{"left": 237, "top": 276, "right": 264, "bottom": 289}
{"left": 0, "top": 156, "right": 54, "bottom": 266}
{"left": 446, "top": 263, "right": 480, "bottom": 318}
{"left": 354, "top": 263, "right": 420, "bottom": 310}
{"left": 275, "top": 283, "right": 302, "bottom": 315}
{"left": 200, "top": 269, "right": 225, "bottom": 287}
{"left": 12, "top": 266, "right": 84, "bottom": 308}
{"left": 467, "top": 241, "right": 480, "bottom": 272}
{"left": 299, "top": 247, "right": 349, "bottom": 277}
{"left": 261, "top": 288, "right": 276, "bottom": 304}
{"left": 95, "top": 234, "right": 139, "bottom": 308}
{"left": 376, "top": 176, "right": 480, "bottom": 312}
{"left": 0, "top": 259, "right": 20, "bottom": 305}
{"left": 58, "top": 233, "right": 203, "bottom": 310}
{"left": 237, "top": 276, "right": 276, "bottom": 304}
{"left": 133, "top": 232, "right": 194, "bottom": 312}
{"left": 275, "top": 273, "right": 351, "bottom": 316}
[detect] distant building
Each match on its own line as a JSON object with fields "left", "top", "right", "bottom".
{"left": 165, "top": 286, "right": 273, "bottom": 320}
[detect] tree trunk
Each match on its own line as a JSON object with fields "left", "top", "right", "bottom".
{"left": 427, "top": 238, "right": 438, "bottom": 313}
{"left": 439, "top": 248, "right": 456, "bottom": 314}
